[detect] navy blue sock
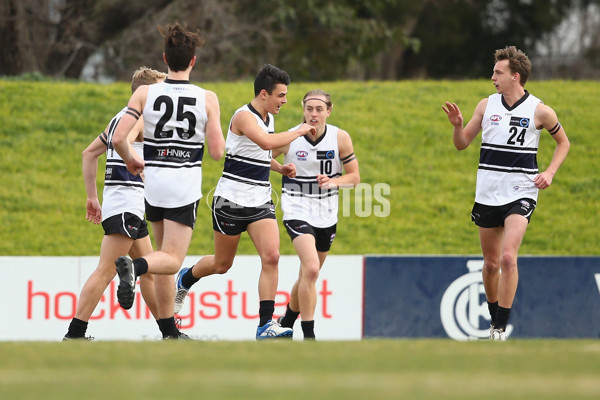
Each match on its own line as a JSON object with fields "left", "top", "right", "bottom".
{"left": 301, "top": 320, "right": 315, "bottom": 339}
{"left": 495, "top": 306, "right": 511, "bottom": 331}
{"left": 181, "top": 266, "right": 200, "bottom": 289}
{"left": 67, "top": 318, "right": 88, "bottom": 338}
{"left": 157, "top": 317, "right": 179, "bottom": 337}
{"left": 259, "top": 300, "right": 275, "bottom": 327}
{"left": 488, "top": 301, "right": 498, "bottom": 327}
{"left": 133, "top": 258, "right": 148, "bottom": 276}
{"left": 279, "top": 304, "right": 300, "bottom": 328}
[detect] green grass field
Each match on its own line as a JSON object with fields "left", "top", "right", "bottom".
{"left": 1, "top": 79, "right": 599, "bottom": 399}
{"left": 0, "top": 79, "right": 598, "bottom": 256}
{"left": 1, "top": 339, "right": 599, "bottom": 399}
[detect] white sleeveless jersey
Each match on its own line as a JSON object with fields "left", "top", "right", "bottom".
{"left": 214, "top": 104, "right": 274, "bottom": 207}
{"left": 142, "top": 79, "right": 207, "bottom": 208}
{"left": 281, "top": 124, "right": 342, "bottom": 227}
{"left": 102, "top": 107, "right": 145, "bottom": 220}
{"left": 477, "top": 91, "right": 542, "bottom": 205}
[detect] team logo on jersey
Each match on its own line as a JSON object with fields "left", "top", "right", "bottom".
{"left": 317, "top": 150, "right": 335, "bottom": 160}
{"left": 520, "top": 200, "right": 531, "bottom": 211}
{"left": 510, "top": 116, "right": 530, "bottom": 128}
{"left": 296, "top": 150, "right": 309, "bottom": 160}
{"left": 490, "top": 114, "right": 502, "bottom": 125}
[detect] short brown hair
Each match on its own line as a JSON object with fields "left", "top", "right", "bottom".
{"left": 131, "top": 67, "right": 167, "bottom": 93}
{"left": 158, "top": 22, "right": 204, "bottom": 72}
{"left": 495, "top": 46, "right": 531, "bottom": 85}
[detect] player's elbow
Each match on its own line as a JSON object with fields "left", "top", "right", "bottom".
{"left": 562, "top": 137, "right": 571, "bottom": 153}
{"left": 348, "top": 171, "right": 360, "bottom": 186}
{"left": 112, "top": 134, "right": 126, "bottom": 150}
{"left": 257, "top": 139, "right": 275, "bottom": 151}
{"left": 209, "top": 147, "right": 225, "bottom": 161}
{"left": 453, "top": 140, "right": 469, "bottom": 151}
{"left": 81, "top": 147, "right": 94, "bottom": 161}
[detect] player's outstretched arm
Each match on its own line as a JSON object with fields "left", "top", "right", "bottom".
{"left": 443, "top": 99, "right": 486, "bottom": 150}
{"left": 234, "top": 111, "right": 315, "bottom": 150}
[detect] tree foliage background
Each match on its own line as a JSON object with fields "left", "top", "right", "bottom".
{"left": 1, "top": 0, "right": 599, "bottom": 81}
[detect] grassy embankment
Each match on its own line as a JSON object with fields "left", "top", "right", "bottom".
{"left": 0, "top": 79, "right": 597, "bottom": 256}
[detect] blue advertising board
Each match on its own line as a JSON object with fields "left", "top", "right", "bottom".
{"left": 364, "top": 256, "right": 600, "bottom": 339}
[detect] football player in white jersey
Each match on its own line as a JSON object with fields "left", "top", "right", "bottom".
{"left": 64, "top": 67, "right": 166, "bottom": 340}
{"left": 443, "top": 46, "right": 570, "bottom": 340}
{"left": 173, "top": 64, "right": 316, "bottom": 339}
{"left": 112, "top": 23, "right": 225, "bottom": 339}
{"left": 272, "top": 90, "right": 360, "bottom": 339}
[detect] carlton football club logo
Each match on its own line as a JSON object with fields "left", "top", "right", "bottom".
{"left": 440, "top": 260, "right": 513, "bottom": 340}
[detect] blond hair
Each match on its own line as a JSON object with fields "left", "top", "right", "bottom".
{"left": 131, "top": 67, "right": 167, "bottom": 93}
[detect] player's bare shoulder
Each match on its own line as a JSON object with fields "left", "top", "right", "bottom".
{"left": 534, "top": 101, "right": 558, "bottom": 129}
{"left": 230, "top": 108, "right": 256, "bottom": 136}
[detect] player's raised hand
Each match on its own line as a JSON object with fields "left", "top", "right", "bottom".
{"left": 297, "top": 123, "right": 317, "bottom": 137}
{"left": 442, "top": 102, "right": 464, "bottom": 128}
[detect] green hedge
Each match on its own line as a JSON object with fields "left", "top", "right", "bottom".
{"left": 0, "top": 79, "right": 597, "bottom": 256}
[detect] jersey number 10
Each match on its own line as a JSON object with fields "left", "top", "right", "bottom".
{"left": 320, "top": 160, "right": 333, "bottom": 175}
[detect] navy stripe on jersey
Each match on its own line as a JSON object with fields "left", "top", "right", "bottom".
{"left": 479, "top": 148, "right": 538, "bottom": 174}
{"left": 144, "top": 143, "right": 204, "bottom": 166}
{"left": 223, "top": 157, "right": 270, "bottom": 182}
{"left": 286, "top": 173, "right": 342, "bottom": 181}
{"left": 282, "top": 189, "right": 339, "bottom": 199}
{"left": 105, "top": 181, "right": 144, "bottom": 188}
{"left": 105, "top": 162, "right": 143, "bottom": 186}
{"left": 221, "top": 172, "right": 271, "bottom": 187}
{"left": 481, "top": 143, "right": 538, "bottom": 152}
{"left": 144, "top": 137, "right": 203, "bottom": 147}
{"left": 282, "top": 176, "right": 340, "bottom": 197}
{"left": 225, "top": 153, "right": 271, "bottom": 166}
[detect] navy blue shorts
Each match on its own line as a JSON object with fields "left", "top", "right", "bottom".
{"left": 102, "top": 212, "right": 149, "bottom": 239}
{"left": 145, "top": 199, "right": 199, "bottom": 229}
{"left": 471, "top": 198, "right": 537, "bottom": 228}
{"left": 283, "top": 219, "right": 337, "bottom": 252}
{"left": 212, "top": 196, "right": 276, "bottom": 236}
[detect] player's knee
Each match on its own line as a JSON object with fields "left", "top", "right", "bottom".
{"left": 302, "top": 262, "right": 320, "bottom": 283}
{"left": 260, "top": 248, "right": 280, "bottom": 269}
{"left": 483, "top": 259, "right": 501, "bottom": 273}
{"left": 213, "top": 259, "right": 233, "bottom": 274}
{"left": 500, "top": 253, "right": 518, "bottom": 272}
